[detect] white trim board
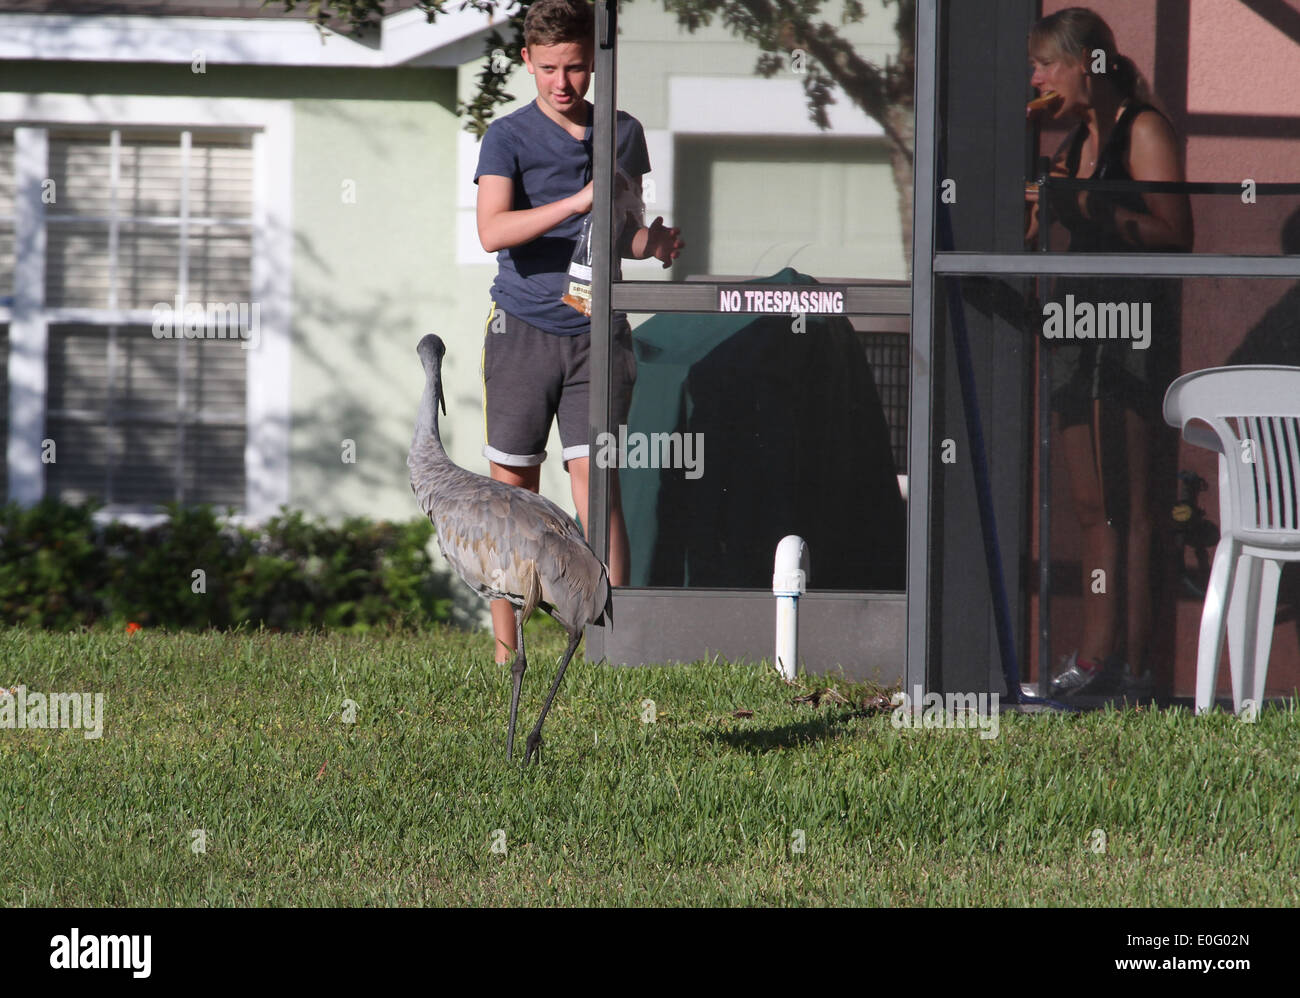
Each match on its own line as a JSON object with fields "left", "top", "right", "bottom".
{"left": 669, "top": 77, "right": 886, "bottom": 137}
{"left": 7, "top": 126, "right": 48, "bottom": 508}
{"left": 0, "top": 94, "right": 287, "bottom": 129}
{"left": 0, "top": 5, "right": 512, "bottom": 68}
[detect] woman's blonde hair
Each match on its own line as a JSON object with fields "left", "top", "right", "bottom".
{"left": 1030, "top": 6, "right": 1157, "bottom": 108}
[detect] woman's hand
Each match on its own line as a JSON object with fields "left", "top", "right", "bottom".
{"left": 1024, "top": 155, "right": 1071, "bottom": 245}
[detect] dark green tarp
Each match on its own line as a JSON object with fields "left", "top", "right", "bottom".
{"left": 619, "top": 268, "right": 906, "bottom": 590}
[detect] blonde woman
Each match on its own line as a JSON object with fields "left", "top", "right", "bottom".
{"left": 1025, "top": 7, "right": 1193, "bottom": 695}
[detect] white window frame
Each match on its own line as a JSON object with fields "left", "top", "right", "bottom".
{"left": 0, "top": 95, "right": 291, "bottom": 523}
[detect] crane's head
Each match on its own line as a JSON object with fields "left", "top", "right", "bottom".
{"left": 416, "top": 334, "right": 447, "bottom": 416}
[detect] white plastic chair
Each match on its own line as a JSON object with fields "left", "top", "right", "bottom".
{"left": 1163, "top": 365, "right": 1300, "bottom": 715}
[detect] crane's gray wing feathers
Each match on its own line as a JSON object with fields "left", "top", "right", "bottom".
{"left": 409, "top": 450, "right": 609, "bottom": 631}
{"left": 537, "top": 525, "right": 610, "bottom": 632}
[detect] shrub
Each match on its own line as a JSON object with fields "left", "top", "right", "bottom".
{"left": 0, "top": 499, "right": 110, "bottom": 628}
{"left": 0, "top": 500, "right": 454, "bottom": 632}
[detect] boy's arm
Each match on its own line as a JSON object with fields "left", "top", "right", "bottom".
{"left": 614, "top": 174, "right": 641, "bottom": 258}
{"left": 476, "top": 175, "right": 592, "bottom": 253}
{"left": 620, "top": 176, "right": 684, "bottom": 268}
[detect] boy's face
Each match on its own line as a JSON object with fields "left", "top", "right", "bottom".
{"left": 521, "top": 40, "right": 594, "bottom": 122}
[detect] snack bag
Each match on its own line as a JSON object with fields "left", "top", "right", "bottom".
{"left": 563, "top": 213, "right": 594, "bottom": 316}
{"left": 562, "top": 169, "right": 646, "bottom": 316}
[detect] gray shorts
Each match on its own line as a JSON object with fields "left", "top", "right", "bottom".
{"left": 481, "top": 303, "right": 636, "bottom": 468}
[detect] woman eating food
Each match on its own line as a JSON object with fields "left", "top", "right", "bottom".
{"left": 1024, "top": 6, "right": 1193, "bottom": 698}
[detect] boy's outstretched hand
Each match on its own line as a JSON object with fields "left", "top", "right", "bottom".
{"left": 643, "top": 216, "right": 684, "bottom": 269}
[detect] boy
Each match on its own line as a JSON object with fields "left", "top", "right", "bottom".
{"left": 474, "top": 0, "right": 683, "bottom": 663}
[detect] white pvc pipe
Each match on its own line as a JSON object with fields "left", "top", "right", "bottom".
{"left": 772, "top": 535, "right": 809, "bottom": 681}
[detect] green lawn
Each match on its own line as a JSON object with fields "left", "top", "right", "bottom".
{"left": 1, "top": 625, "right": 1296, "bottom": 906}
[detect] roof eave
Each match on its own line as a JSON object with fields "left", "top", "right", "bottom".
{"left": 0, "top": 4, "right": 515, "bottom": 68}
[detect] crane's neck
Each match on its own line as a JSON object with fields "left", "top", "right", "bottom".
{"left": 411, "top": 372, "right": 447, "bottom": 458}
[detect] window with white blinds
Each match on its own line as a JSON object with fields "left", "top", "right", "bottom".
{"left": 45, "top": 130, "right": 253, "bottom": 309}
{"left": 39, "top": 129, "right": 254, "bottom": 509}
{"left": 45, "top": 324, "right": 246, "bottom": 508}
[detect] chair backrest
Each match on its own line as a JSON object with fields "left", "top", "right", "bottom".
{"left": 1164, "top": 366, "right": 1300, "bottom": 537}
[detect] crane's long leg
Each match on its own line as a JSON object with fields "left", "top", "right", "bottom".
{"left": 524, "top": 628, "right": 583, "bottom": 765}
{"left": 505, "top": 609, "right": 527, "bottom": 761}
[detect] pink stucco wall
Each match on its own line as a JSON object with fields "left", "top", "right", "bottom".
{"left": 1188, "top": 0, "right": 1300, "bottom": 117}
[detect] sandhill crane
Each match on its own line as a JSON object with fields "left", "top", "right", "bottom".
{"left": 407, "top": 334, "right": 611, "bottom": 764}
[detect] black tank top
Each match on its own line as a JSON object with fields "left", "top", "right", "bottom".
{"left": 1055, "top": 101, "right": 1164, "bottom": 252}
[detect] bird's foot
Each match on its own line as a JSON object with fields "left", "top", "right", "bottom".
{"left": 524, "top": 731, "right": 543, "bottom": 765}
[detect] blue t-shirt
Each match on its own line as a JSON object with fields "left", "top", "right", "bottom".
{"left": 474, "top": 99, "right": 651, "bottom": 334}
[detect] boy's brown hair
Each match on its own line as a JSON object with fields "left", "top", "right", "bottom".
{"left": 523, "top": 0, "right": 595, "bottom": 49}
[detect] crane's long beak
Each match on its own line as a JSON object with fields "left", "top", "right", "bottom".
{"left": 437, "top": 377, "right": 446, "bottom": 417}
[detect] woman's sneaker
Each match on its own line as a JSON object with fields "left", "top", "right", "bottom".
{"left": 1050, "top": 650, "right": 1106, "bottom": 695}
